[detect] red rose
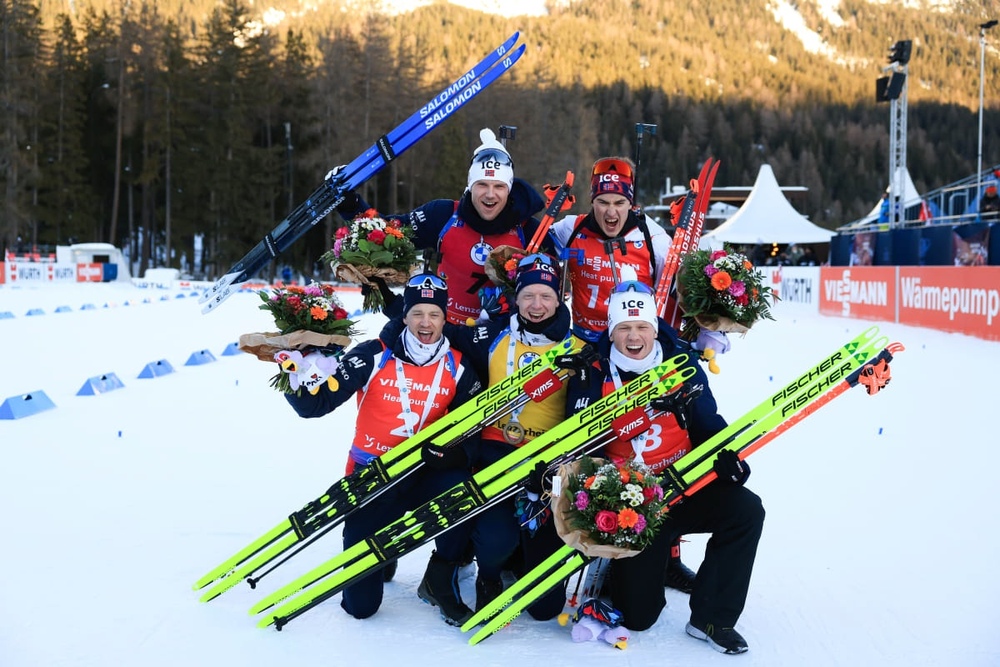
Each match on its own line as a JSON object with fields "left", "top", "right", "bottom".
{"left": 333, "top": 307, "right": 348, "bottom": 320}
{"left": 335, "top": 226, "right": 349, "bottom": 240}
{"left": 594, "top": 510, "right": 619, "bottom": 533}
{"left": 366, "top": 229, "right": 386, "bottom": 244}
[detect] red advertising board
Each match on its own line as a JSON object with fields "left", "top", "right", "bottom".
{"left": 898, "top": 266, "right": 1000, "bottom": 341}
{"left": 77, "top": 263, "right": 104, "bottom": 282}
{"left": 818, "top": 267, "right": 897, "bottom": 322}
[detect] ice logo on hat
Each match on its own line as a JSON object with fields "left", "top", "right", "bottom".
{"left": 468, "top": 128, "right": 514, "bottom": 191}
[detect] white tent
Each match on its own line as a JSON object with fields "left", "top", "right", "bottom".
{"left": 700, "top": 164, "right": 835, "bottom": 246}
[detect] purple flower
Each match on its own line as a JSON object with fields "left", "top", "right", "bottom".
{"left": 704, "top": 265, "right": 719, "bottom": 277}
{"left": 304, "top": 284, "right": 323, "bottom": 297}
{"left": 333, "top": 238, "right": 343, "bottom": 256}
{"left": 574, "top": 491, "right": 589, "bottom": 510}
{"left": 728, "top": 280, "right": 746, "bottom": 297}
{"left": 633, "top": 513, "right": 647, "bottom": 533}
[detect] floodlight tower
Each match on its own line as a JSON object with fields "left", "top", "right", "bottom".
{"left": 978, "top": 21, "right": 998, "bottom": 204}
{"left": 876, "top": 40, "right": 912, "bottom": 228}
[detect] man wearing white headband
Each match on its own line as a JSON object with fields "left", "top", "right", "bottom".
{"left": 562, "top": 281, "right": 765, "bottom": 656}
{"left": 336, "top": 128, "right": 554, "bottom": 325}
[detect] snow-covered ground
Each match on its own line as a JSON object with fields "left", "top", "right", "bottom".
{"left": 0, "top": 281, "right": 996, "bottom": 666}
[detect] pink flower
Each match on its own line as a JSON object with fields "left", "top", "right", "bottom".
{"left": 728, "top": 280, "right": 746, "bottom": 297}
{"left": 633, "top": 513, "right": 647, "bottom": 533}
{"left": 710, "top": 250, "right": 728, "bottom": 261}
{"left": 594, "top": 510, "right": 619, "bottom": 533}
{"left": 304, "top": 284, "right": 323, "bottom": 297}
{"left": 574, "top": 491, "right": 589, "bottom": 510}
{"left": 367, "top": 229, "right": 386, "bottom": 244}
{"left": 333, "top": 238, "right": 343, "bottom": 256}
{"left": 642, "top": 485, "right": 663, "bottom": 504}
{"left": 704, "top": 265, "right": 719, "bottom": 277}
{"left": 335, "top": 226, "right": 349, "bottom": 240}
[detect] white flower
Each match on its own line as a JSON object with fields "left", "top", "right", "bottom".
{"left": 620, "top": 484, "right": 644, "bottom": 507}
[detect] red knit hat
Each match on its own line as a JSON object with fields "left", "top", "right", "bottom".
{"left": 591, "top": 157, "right": 635, "bottom": 203}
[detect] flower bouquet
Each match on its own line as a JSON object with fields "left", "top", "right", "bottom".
{"left": 676, "top": 245, "right": 777, "bottom": 341}
{"left": 484, "top": 244, "right": 526, "bottom": 294}
{"left": 552, "top": 456, "right": 668, "bottom": 559}
{"left": 238, "top": 282, "right": 357, "bottom": 394}
{"left": 321, "top": 211, "right": 418, "bottom": 312}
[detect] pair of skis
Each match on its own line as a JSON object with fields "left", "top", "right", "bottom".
{"left": 193, "top": 338, "right": 582, "bottom": 601}
{"left": 247, "top": 356, "right": 700, "bottom": 629}
{"left": 654, "top": 158, "right": 720, "bottom": 321}
{"left": 199, "top": 32, "right": 526, "bottom": 314}
{"left": 462, "top": 327, "right": 902, "bottom": 644}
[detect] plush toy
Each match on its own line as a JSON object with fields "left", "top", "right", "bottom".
{"left": 566, "top": 598, "right": 630, "bottom": 649}
{"left": 274, "top": 350, "right": 340, "bottom": 394}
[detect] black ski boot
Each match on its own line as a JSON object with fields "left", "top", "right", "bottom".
{"left": 382, "top": 559, "right": 398, "bottom": 583}
{"left": 475, "top": 575, "right": 504, "bottom": 612}
{"left": 664, "top": 538, "right": 696, "bottom": 593}
{"left": 417, "top": 550, "right": 474, "bottom": 626}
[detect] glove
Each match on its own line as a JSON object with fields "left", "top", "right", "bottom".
{"left": 553, "top": 344, "right": 600, "bottom": 384}
{"left": 713, "top": 449, "right": 751, "bottom": 485}
{"left": 514, "top": 489, "right": 551, "bottom": 537}
{"left": 524, "top": 460, "right": 554, "bottom": 496}
{"left": 361, "top": 275, "right": 397, "bottom": 307}
{"left": 478, "top": 285, "right": 512, "bottom": 319}
{"left": 420, "top": 442, "right": 468, "bottom": 470}
{"left": 649, "top": 381, "right": 703, "bottom": 430}
{"left": 324, "top": 164, "right": 347, "bottom": 182}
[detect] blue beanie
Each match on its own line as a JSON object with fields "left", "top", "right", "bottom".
{"left": 515, "top": 254, "right": 560, "bottom": 295}
{"left": 403, "top": 273, "right": 449, "bottom": 316}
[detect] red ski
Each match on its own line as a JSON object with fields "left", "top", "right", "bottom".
{"left": 654, "top": 158, "right": 720, "bottom": 322}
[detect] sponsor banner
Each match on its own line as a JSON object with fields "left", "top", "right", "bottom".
{"left": 2, "top": 261, "right": 108, "bottom": 283}
{"left": 898, "top": 267, "right": 1000, "bottom": 340}
{"left": 49, "top": 263, "right": 79, "bottom": 282}
{"left": 9, "top": 262, "right": 47, "bottom": 283}
{"left": 819, "top": 267, "right": 896, "bottom": 322}
{"left": 77, "top": 263, "right": 104, "bottom": 282}
{"left": 759, "top": 266, "right": 820, "bottom": 314}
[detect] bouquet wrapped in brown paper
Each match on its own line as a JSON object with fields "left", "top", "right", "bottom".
{"left": 321, "top": 212, "right": 418, "bottom": 312}
{"left": 676, "top": 246, "right": 777, "bottom": 341}
{"left": 243, "top": 283, "right": 357, "bottom": 394}
{"left": 552, "top": 456, "right": 668, "bottom": 559}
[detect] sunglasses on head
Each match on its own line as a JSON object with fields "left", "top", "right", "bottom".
{"left": 471, "top": 148, "right": 514, "bottom": 168}
{"left": 517, "top": 253, "right": 557, "bottom": 271}
{"left": 407, "top": 274, "right": 447, "bottom": 290}
{"left": 612, "top": 280, "right": 654, "bottom": 296}
{"left": 592, "top": 158, "right": 634, "bottom": 180}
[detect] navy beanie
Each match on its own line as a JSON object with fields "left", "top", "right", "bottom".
{"left": 515, "top": 255, "right": 560, "bottom": 296}
{"left": 403, "top": 274, "right": 449, "bottom": 316}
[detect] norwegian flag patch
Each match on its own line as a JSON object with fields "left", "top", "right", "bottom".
{"left": 421, "top": 289, "right": 434, "bottom": 298}
{"left": 628, "top": 308, "right": 640, "bottom": 317}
